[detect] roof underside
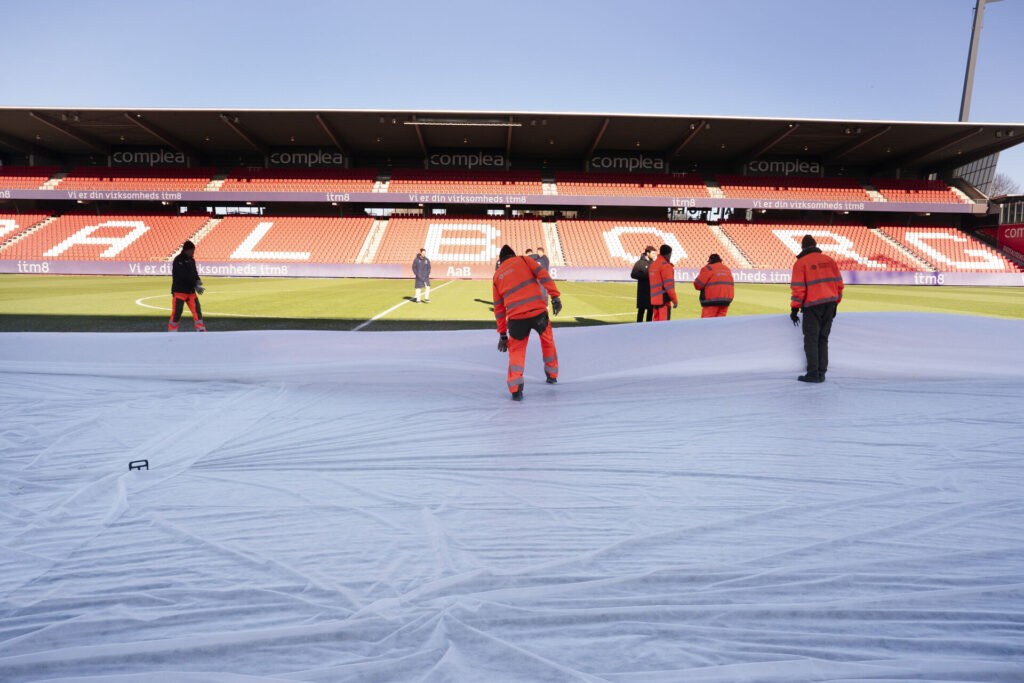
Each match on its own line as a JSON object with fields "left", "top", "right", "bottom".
{"left": 1, "top": 107, "right": 1022, "bottom": 173}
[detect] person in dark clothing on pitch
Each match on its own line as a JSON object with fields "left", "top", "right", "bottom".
{"left": 631, "top": 245, "right": 656, "bottom": 322}
{"left": 412, "top": 248, "right": 431, "bottom": 302}
{"left": 789, "top": 234, "right": 843, "bottom": 382}
{"left": 169, "top": 240, "right": 206, "bottom": 332}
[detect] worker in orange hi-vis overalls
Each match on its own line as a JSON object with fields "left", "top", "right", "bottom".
{"left": 693, "top": 253, "right": 734, "bottom": 317}
{"left": 492, "top": 244, "right": 562, "bottom": 402}
{"left": 168, "top": 240, "right": 206, "bottom": 332}
{"left": 648, "top": 244, "right": 678, "bottom": 321}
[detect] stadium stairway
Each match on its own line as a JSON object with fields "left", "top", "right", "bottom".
{"left": 204, "top": 172, "right": 229, "bottom": 192}
{"left": 357, "top": 219, "right": 388, "bottom": 263}
{"left": 872, "top": 227, "right": 935, "bottom": 270}
{"left": 184, "top": 218, "right": 223, "bottom": 258}
{"left": 0, "top": 214, "right": 57, "bottom": 250}
{"left": 543, "top": 220, "right": 566, "bottom": 266}
{"left": 705, "top": 177, "right": 726, "bottom": 199}
{"left": 373, "top": 170, "right": 391, "bottom": 193}
{"left": 542, "top": 174, "right": 558, "bottom": 196}
{"left": 708, "top": 223, "right": 753, "bottom": 268}
{"left": 863, "top": 183, "right": 886, "bottom": 202}
{"left": 41, "top": 172, "right": 67, "bottom": 190}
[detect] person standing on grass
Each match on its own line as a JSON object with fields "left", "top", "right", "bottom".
{"left": 648, "top": 244, "right": 677, "bottom": 321}
{"left": 493, "top": 244, "right": 562, "bottom": 401}
{"left": 693, "top": 253, "right": 734, "bottom": 317}
{"left": 412, "top": 248, "right": 431, "bottom": 303}
{"left": 790, "top": 234, "right": 843, "bottom": 383}
{"left": 631, "top": 245, "right": 656, "bottom": 322}
{"left": 169, "top": 240, "right": 206, "bottom": 332}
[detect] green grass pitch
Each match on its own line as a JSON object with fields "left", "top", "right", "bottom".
{"left": 0, "top": 274, "right": 1021, "bottom": 332}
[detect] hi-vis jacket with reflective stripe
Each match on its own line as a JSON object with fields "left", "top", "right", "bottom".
{"left": 648, "top": 255, "right": 677, "bottom": 307}
{"left": 790, "top": 247, "right": 844, "bottom": 309}
{"left": 693, "top": 262, "right": 734, "bottom": 307}
{"left": 493, "top": 255, "right": 561, "bottom": 334}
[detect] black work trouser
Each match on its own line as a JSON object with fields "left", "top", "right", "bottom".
{"left": 801, "top": 302, "right": 837, "bottom": 376}
{"left": 636, "top": 306, "right": 653, "bottom": 322}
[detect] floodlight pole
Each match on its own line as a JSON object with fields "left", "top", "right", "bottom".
{"left": 960, "top": 0, "right": 1003, "bottom": 121}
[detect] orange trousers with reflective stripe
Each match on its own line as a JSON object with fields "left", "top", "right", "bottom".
{"left": 507, "top": 324, "right": 558, "bottom": 393}
{"left": 701, "top": 306, "right": 729, "bottom": 318}
{"left": 169, "top": 293, "right": 205, "bottom": 331}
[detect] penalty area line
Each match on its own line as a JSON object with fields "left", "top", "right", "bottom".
{"left": 353, "top": 280, "right": 455, "bottom": 331}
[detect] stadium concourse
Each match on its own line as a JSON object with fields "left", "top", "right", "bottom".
{"left": 1, "top": 313, "right": 1023, "bottom": 680}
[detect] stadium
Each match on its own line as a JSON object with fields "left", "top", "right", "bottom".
{"left": 3, "top": 3, "right": 1024, "bottom": 679}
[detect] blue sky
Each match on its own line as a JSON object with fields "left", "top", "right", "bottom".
{"left": 3, "top": 0, "right": 1023, "bottom": 184}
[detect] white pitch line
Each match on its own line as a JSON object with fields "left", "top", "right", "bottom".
{"left": 134, "top": 294, "right": 311, "bottom": 319}
{"left": 352, "top": 280, "right": 455, "bottom": 331}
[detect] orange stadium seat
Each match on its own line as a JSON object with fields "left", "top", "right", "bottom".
{"left": 220, "top": 168, "right": 377, "bottom": 193}
{"left": 557, "top": 220, "right": 732, "bottom": 269}
{"left": 58, "top": 167, "right": 217, "bottom": 192}
{"left": 196, "top": 216, "right": 374, "bottom": 263}
{"left": 716, "top": 175, "right": 871, "bottom": 202}
{"left": 3, "top": 212, "right": 209, "bottom": 261}
{"left": 0, "top": 166, "right": 59, "bottom": 189}
{"left": 374, "top": 216, "right": 545, "bottom": 265}
{"left": 876, "top": 224, "right": 1021, "bottom": 272}
{"left": 870, "top": 178, "right": 966, "bottom": 204}
{"left": 555, "top": 172, "right": 709, "bottom": 197}
{"left": 388, "top": 169, "right": 543, "bottom": 195}
{"left": 720, "top": 221, "right": 923, "bottom": 271}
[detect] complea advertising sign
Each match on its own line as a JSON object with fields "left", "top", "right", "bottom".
{"left": 266, "top": 148, "right": 346, "bottom": 168}
{"left": 589, "top": 153, "right": 667, "bottom": 173}
{"left": 744, "top": 157, "right": 822, "bottom": 177}
{"left": 110, "top": 148, "right": 189, "bottom": 167}
{"left": 426, "top": 150, "right": 507, "bottom": 170}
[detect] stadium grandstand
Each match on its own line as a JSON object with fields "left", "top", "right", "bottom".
{"left": 1, "top": 107, "right": 1022, "bottom": 284}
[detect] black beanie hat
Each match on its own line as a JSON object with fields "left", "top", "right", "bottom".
{"left": 708, "top": 253, "right": 722, "bottom": 264}
{"left": 181, "top": 240, "right": 195, "bottom": 251}
{"left": 498, "top": 244, "right": 516, "bottom": 262}
{"left": 659, "top": 244, "right": 672, "bottom": 258}
{"left": 801, "top": 234, "right": 816, "bottom": 249}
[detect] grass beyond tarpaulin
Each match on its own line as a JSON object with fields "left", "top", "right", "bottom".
{"left": 0, "top": 274, "right": 1022, "bottom": 332}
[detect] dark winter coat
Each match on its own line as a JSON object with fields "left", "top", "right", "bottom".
{"left": 171, "top": 253, "right": 200, "bottom": 294}
{"left": 412, "top": 254, "right": 431, "bottom": 288}
{"left": 631, "top": 256, "right": 652, "bottom": 308}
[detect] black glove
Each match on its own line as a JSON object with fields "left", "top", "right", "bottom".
{"left": 551, "top": 297, "right": 562, "bottom": 316}
{"left": 672, "top": 301, "right": 678, "bottom": 309}
{"left": 497, "top": 334, "right": 508, "bottom": 353}
{"left": 790, "top": 309, "right": 800, "bottom": 326}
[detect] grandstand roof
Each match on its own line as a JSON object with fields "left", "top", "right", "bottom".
{"left": 1, "top": 107, "right": 1022, "bottom": 172}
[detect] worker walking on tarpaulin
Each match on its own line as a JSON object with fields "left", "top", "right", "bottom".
{"left": 493, "top": 244, "right": 563, "bottom": 401}
{"left": 168, "top": 240, "right": 206, "bottom": 332}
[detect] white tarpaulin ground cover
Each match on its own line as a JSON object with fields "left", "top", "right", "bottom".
{"left": 1, "top": 312, "right": 1022, "bottom": 682}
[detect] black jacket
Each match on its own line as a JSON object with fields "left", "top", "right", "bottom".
{"left": 631, "top": 256, "right": 652, "bottom": 308}
{"left": 171, "top": 253, "right": 200, "bottom": 294}
{"left": 412, "top": 254, "right": 431, "bottom": 285}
